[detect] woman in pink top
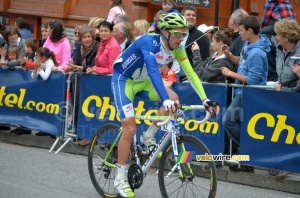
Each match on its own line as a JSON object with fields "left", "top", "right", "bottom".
{"left": 86, "top": 21, "right": 121, "bottom": 75}
{"left": 107, "top": 0, "right": 125, "bottom": 25}
{"left": 43, "top": 20, "right": 71, "bottom": 72}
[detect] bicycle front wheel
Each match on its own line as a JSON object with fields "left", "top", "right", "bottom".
{"left": 158, "top": 134, "right": 217, "bottom": 198}
{"left": 87, "top": 123, "right": 121, "bottom": 198}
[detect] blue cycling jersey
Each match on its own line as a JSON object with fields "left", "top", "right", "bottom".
{"left": 113, "top": 33, "right": 207, "bottom": 103}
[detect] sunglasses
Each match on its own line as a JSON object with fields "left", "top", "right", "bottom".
{"left": 168, "top": 30, "right": 187, "bottom": 38}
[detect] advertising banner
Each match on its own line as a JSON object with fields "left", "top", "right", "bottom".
{"left": 240, "top": 87, "right": 300, "bottom": 172}
{"left": 0, "top": 69, "right": 66, "bottom": 136}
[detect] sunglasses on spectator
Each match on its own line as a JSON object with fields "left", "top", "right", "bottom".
{"left": 168, "top": 30, "right": 187, "bottom": 38}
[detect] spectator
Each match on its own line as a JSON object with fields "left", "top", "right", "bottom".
{"left": 31, "top": 47, "right": 58, "bottom": 80}
{"left": 31, "top": 47, "right": 58, "bottom": 138}
{"left": 0, "top": 27, "right": 27, "bottom": 134}
{"left": 260, "top": 2, "right": 296, "bottom": 82}
{"left": 107, "top": 0, "right": 125, "bottom": 25}
{"left": 64, "top": 25, "right": 100, "bottom": 143}
{"left": 276, "top": 64, "right": 300, "bottom": 92}
{"left": 133, "top": 19, "right": 150, "bottom": 40}
{"left": 15, "top": 17, "right": 32, "bottom": 39}
{"left": 20, "top": 38, "right": 39, "bottom": 69}
{"left": 88, "top": 17, "right": 105, "bottom": 42}
{"left": 221, "top": 16, "right": 271, "bottom": 172}
{"left": 192, "top": 29, "right": 234, "bottom": 83}
{"left": 71, "top": 25, "right": 82, "bottom": 58}
{"left": 40, "top": 22, "right": 49, "bottom": 47}
{"left": 274, "top": 19, "right": 300, "bottom": 89}
{"left": 197, "top": 24, "right": 215, "bottom": 41}
{"left": 112, "top": 21, "right": 134, "bottom": 52}
{"left": 86, "top": 21, "right": 121, "bottom": 75}
{"left": 115, "top": 14, "right": 130, "bottom": 24}
{"left": 180, "top": 6, "right": 211, "bottom": 81}
{"left": 7, "top": 45, "right": 19, "bottom": 61}
{"left": 43, "top": 20, "right": 71, "bottom": 72}
{"left": 227, "top": 8, "right": 249, "bottom": 61}
{"left": 148, "top": 0, "right": 179, "bottom": 33}
{"left": 261, "top": 0, "right": 296, "bottom": 29}
{"left": 159, "top": 61, "right": 176, "bottom": 88}
{"left": 0, "top": 26, "right": 26, "bottom": 67}
{"left": 149, "top": 10, "right": 167, "bottom": 34}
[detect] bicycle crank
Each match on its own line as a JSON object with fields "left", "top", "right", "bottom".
{"left": 127, "top": 164, "right": 143, "bottom": 190}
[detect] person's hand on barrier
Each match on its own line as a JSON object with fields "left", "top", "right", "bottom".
{"left": 64, "top": 63, "right": 76, "bottom": 73}
{"left": 203, "top": 99, "right": 219, "bottom": 117}
{"left": 275, "top": 84, "right": 282, "bottom": 91}
{"left": 86, "top": 67, "right": 93, "bottom": 74}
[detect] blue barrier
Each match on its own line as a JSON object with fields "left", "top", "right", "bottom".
{"left": 0, "top": 68, "right": 66, "bottom": 136}
{"left": 240, "top": 87, "right": 300, "bottom": 172}
{"left": 1, "top": 68, "right": 299, "bottom": 173}
{"left": 77, "top": 74, "right": 227, "bottom": 155}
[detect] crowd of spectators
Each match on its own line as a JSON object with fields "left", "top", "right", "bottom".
{"left": 0, "top": 0, "right": 298, "bottom": 179}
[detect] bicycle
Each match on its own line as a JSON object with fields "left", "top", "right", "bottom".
{"left": 88, "top": 105, "right": 217, "bottom": 198}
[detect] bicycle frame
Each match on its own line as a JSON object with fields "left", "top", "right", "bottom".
{"left": 102, "top": 105, "right": 210, "bottom": 178}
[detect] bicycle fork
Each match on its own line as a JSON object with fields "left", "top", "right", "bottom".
{"left": 166, "top": 122, "right": 194, "bottom": 179}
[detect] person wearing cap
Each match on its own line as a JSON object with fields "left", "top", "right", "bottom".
{"left": 111, "top": 13, "right": 219, "bottom": 197}
{"left": 198, "top": 24, "right": 214, "bottom": 41}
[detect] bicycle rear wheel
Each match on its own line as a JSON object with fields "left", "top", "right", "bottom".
{"left": 158, "top": 134, "right": 217, "bottom": 198}
{"left": 87, "top": 123, "right": 122, "bottom": 198}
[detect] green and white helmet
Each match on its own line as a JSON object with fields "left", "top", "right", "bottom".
{"left": 158, "top": 13, "right": 188, "bottom": 30}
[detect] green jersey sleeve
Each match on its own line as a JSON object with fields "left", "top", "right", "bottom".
{"left": 173, "top": 47, "right": 207, "bottom": 100}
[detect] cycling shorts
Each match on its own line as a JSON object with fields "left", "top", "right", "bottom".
{"left": 111, "top": 72, "right": 159, "bottom": 119}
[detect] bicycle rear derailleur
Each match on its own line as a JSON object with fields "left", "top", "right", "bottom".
{"left": 127, "top": 164, "right": 143, "bottom": 190}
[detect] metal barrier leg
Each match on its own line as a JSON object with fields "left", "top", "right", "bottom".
{"left": 54, "top": 137, "right": 74, "bottom": 155}
{"left": 49, "top": 137, "right": 60, "bottom": 153}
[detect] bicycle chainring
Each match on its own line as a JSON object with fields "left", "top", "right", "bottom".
{"left": 127, "top": 164, "right": 143, "bottom": 189}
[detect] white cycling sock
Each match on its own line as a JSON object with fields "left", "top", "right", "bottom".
{"left": 144, "top": 123, "right": 159, "bottom": 139}
{"left": 115, "top": 164, "right": 127, "bottom": 182}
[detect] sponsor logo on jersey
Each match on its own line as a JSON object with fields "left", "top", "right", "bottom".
{"left": 122, "top": 54, "right": 137, "bottom": 69}
{"left": 179, "top": 57, "right": 187, "bottom": 62}
{"left": 122, "top": 103, "right": 134, "bottom": 117}
{"left": 156, "top": 54, "right": 163, "bottom": 60}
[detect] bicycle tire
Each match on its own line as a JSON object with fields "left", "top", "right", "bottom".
{"left": 87, "top": 123, "right": 122, "bottom": 198}
{"left": 158, "top": 134, "right": 217, "bottom": 198}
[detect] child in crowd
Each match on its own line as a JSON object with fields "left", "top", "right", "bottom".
{"left": 40, "top": 22, "right": 49, "bottom": 47}
{"left": 20, "top": 38, "right": 39, "bottom": 69}
{"left": 7, "top": 46, "right": 19, "bottom": 61}
{"left": 192, "top": 28, "right": 234, "bottom": 83}
{"left": 71, "top": 25, "right": 81, "bottom": 58}
{"left": 159, "top": 61, "right": 176, "bottom": 88}
{"left": 107, "top": 0, "right": 125, "bottom": 25}
{"left": 149, "top": 10, "right": 167, "bottom": 34}
{"left": 133, "top": 19, "right": 150, "bottom": 40}
{"left": 31, "top": 47, "right": 58, "bottom": 80}
{"left": 148, "top": 0, "right": 178, "bottom": 33}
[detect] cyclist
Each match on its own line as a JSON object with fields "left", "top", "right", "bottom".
{"left": 111, "top": 13, "right": 219, "bottom": 197}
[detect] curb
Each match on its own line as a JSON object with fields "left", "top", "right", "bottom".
{"left": 0, "top": 130, "right": 299, "bottom": 195}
